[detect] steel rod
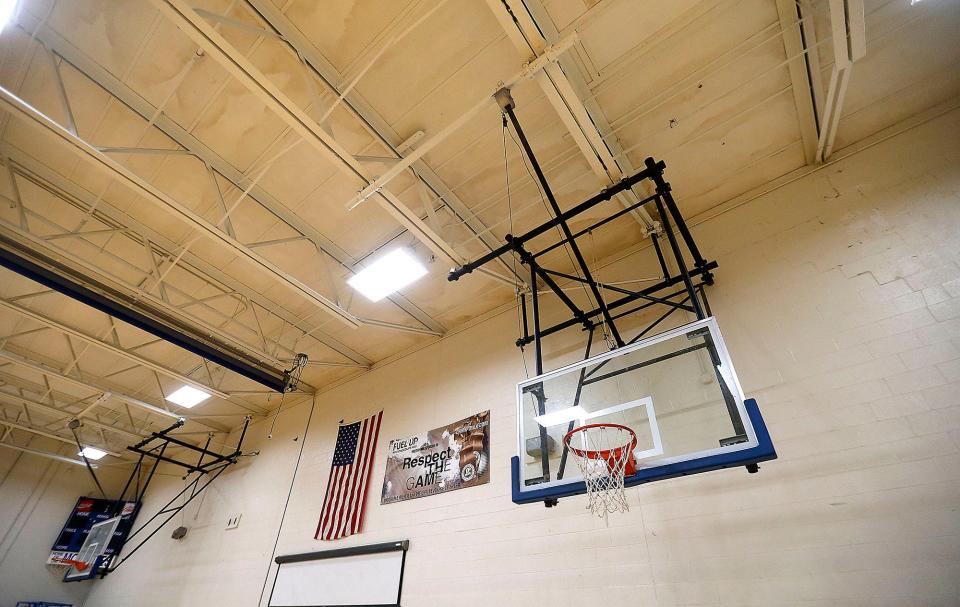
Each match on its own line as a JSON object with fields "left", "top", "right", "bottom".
{"left": 448, "top": 160, "right": 664, "bottom": 281}
{"left": 583, "top": 343, "right": 708, "bottom": 386}
{"left": 583, "top": 296, "right": 690, "bottom": 382}
{"left": 532, "top": 193, "right": 657, "bottom": 259}
{"left": 651, "top": 233, "right": 670, "bottom": 279}
{"left": 516, "top": 263, "right": 717, "bottom": 346}
{"left": 556, "top": 325, "right": 595, "bottom": 481}
{"left": 530, "top": 258, "right": 543, "bottom": 376}
{"left": 652, "top": 193, "right": 705, "bottom": 319}
{"left": 503, "top": 100, "right": 623, "bottom": 346}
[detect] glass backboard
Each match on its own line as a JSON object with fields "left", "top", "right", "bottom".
{"left": 513, "top": 317, "right": 775, "bottom": 504}
{"left": 63, "top": 515, "right": 120, "bottom": 582}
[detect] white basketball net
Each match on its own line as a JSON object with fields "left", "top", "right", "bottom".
{"left": 565, "top": 424, "right": 636, "bottom": 517}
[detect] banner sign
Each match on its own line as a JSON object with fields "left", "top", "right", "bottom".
{"left": 381, "top": 411, "right": 490, "bottom": 504}
{"left": 48, "top": 497, "right": 140, "bottom": 565}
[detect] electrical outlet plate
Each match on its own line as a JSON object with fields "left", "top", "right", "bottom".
{"left": 226, "top": 513, "right": 242, "bottom": 530}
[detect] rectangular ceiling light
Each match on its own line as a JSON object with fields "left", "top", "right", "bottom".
{"left": 534, "top": 406, "right": 587, "bottom": 428}
{"left": 347, "top": 248, "right": 428, "bottom": 302}
{"left": 78, "top": 446, "right": 108, "bottom": 460}
{"left": 166, "top": 385, "right": 211, "bottom": 409}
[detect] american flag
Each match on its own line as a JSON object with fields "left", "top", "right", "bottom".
{"left": 315, "top": 411, "right": 383, "bottom": 541}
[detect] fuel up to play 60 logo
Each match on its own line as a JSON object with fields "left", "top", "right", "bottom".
{"left": 380, "top": 411, "right": 490, "bottom": 504}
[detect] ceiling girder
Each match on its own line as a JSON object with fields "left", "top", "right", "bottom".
{"left": 483, "top": 0, "right": 657, "bottom": 231}
{"left": 343, "top": 34, "right": 579, "bottom": 211}
{"left": 0, "top": 83, "right": 363, "bottom": 330}
{"left": 817, "top": 0, "right": 866, "bottom": 162}
{"left": 0, "top": 417, "right": 121, "bottom": 457}
{"left": 0, "top": 347, "right": 237, "bottom": 434}
{"left": 0, "top": 297, "right": 232, "bottom": 400}
{"left": 149, "top": 0, "right": 464, "bottom": 267}
{"left": 0, "top": 145, "right": 369, "bottom": 369}
{"left": 0, "top": 193, "right": 293, "bottom": 393}
{"left": 0, "top": 388, "right": 143, "bottom": 442}
{"left": 15, "top": 14, "right": 446, "bottom": 336}
{"left": 244, "top": 0, "right": 527, "bottom": 288}
{"left": 0, "top": 441, "right": 91, "bottom": 466}
{"left": 776, "top": 0, "right": 824, "bottom": 165}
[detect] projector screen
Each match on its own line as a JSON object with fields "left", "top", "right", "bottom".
{"left": 269, "top": 542, "right": 407, "bottom": 607}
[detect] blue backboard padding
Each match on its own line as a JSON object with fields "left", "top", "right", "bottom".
{"left": 512, "top": 398, "right": 777, "bottom": 504}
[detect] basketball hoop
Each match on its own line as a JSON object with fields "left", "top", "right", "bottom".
{"left": 62, "top": 558, "right": 93, "bottom": 572}
{"left": 563, "top": 423, "right": 637, "bottom": 517}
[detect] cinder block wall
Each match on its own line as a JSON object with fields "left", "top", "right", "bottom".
{"left": 84, "top": 108, "right": 960, "bottom": 606}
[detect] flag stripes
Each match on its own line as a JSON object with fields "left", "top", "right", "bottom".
{"left": 315, "top": 410, "right": 382, "bottom": 540}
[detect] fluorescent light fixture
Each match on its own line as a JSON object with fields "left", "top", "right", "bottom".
{"left": 78, "top": 446, "right": 108, "bottom": 460}
{"left": 347, "top": 248, "right": 428, "bottom": 302}
{"left": 0, "top": 0, "right": 16, "bottom": 30}
{"left": 166, "top": 385, "right": 211, "bottom": 409}
{"left": 534, "top": 405, "right": 587, "bottom": 428}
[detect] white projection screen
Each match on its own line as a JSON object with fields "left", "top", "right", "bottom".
{"left": 269, "top": 541, "right": 408, "bottom": 607}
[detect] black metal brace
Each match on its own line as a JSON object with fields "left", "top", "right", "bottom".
{"left": 447, "top": 87, "right": 734, "bottom": 506}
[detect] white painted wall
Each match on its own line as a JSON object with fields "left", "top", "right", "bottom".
{"left": 83, "top": 107, "right": 960, "bottom": 606}
{"left": 0, "top": 440, "right": 126, "bottom": 607}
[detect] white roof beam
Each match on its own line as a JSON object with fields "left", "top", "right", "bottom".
{"left": 817, "top": 0, "right": 866, "bottom": 162}
{"left": 245, "top": 0, "right": 527, "bottom": 287}
{"left": 0, "top": 84, "right": 361, "bottom": 329}
{"left": 345, "top": 34, "right": 579, "bottom": 209}
{"left": 0, "top": 297, "right": 231, "bottom": 400}
{"left": 0, "top": 389, "right": 143, "bottom": 442}
{"left": 0, "top": 441, "right": 92, "bottom": 467}
{"left": 149, "top": 0, "right": 463, "bottom": 266}
{"left": 0, "top": 347, "right": 234, "bottom": 434}
{"left": 0, "top": 418, "right": 122, "bottom": 457}
{"left": 0, "top": 145, "right": 369, "bottom": 369}
{"left": 482, "top": 0, "right": 656, "bottom": 232}
{"left": 17, "top": 13, "right": 444, "bottom": 336}
{"left": 776, "top": 0, "right": 824, "bottom": 164}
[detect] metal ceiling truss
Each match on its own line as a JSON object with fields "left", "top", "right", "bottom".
{"left": 0, "top": 185, "right": 301, "bottom": 393}
{"left": 241, "top": 0, "right": 527, "bottom": 288}
{"left": 15, "top": 12, "right": 448, "bottom": 338}
{"left": 482, "top": 0, "right": 658, "bottom": 232}
{"left": 344, "top": 34, "right": 580, "bottom": 211}
{"left": 0, "top": 146, "right": 369, "bottom": 374}
{"left": 0, "top": 346, "right": 236, "bottom": 433}
{"left": 147, "top": 0, "right": 466, "bottom": 267}
{"left": 0, "top": 364, "right": 227, "bottom": 467}
{"left": 0, "top": 385, "right": 148, "bottom": 444}
{"left": 0, "top": 416, "right": 120, "bottom": 457}
{"left": 817, "top": 0, "right": 866, "bottom": 162}
{"left": 0, "top": 83, "right": 361, "bottom": 331}
{"left": 0, "top": 440, "right": 93, "bottom": 467}
{"left": 776, "top": 0, "right": 825, "bottom": 165}
{"left": 0, "top": 20, "right": 463, "bottom": 401}
{"left": 0, "top": 86, "right": 351, "bottom": 392}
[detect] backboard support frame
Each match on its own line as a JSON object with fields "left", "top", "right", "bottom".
{"left": 447, "top": 87, "right": 775, "bottom": 507}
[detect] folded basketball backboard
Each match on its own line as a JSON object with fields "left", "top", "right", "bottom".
{"left": 62, "top": 516, "right": 121, "bottom": 582}
{"left": 513, "top": 317, "right": 776, "bottom": 505}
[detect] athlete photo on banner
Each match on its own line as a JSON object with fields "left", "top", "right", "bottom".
{"left": 381, "top": 411, "right": 490, "bottom": 504}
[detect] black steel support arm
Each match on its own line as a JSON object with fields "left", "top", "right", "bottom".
{"left": 501, "top": 98, "right": 623, "bottom": 346}
{"left": 447, "top": 162, "right": 664, "bottom": 282}
{"left": 516, "top": 262, "right": 717, "bottom": 346}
